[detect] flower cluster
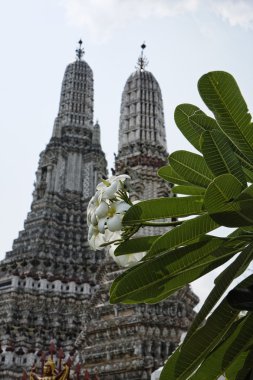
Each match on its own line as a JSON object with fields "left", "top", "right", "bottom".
{"left": 87, "top": 175, "right": 145, "bottom": 267}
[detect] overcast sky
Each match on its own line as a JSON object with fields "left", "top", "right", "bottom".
{"left": 1, "top": 0, "right": 253, "bottom": 307}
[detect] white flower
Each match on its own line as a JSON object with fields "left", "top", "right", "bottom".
{"left": 95, "top": 201, "right": 109, "bottom": 219}
{"left": 88, "top": 225, "right": 121, "bottom": 251}
{"left": 87, "top": 192, "right": 100, "bottom": 226}
{"left": 108, "top": 244, "right": 146, "bottom": 268}
{"left": 88, "top": 224, "right": 105, "bottom": 250}
{"left": 96, "top": 175, "right": 130, "bottom": 200}
{"left": 99, "top": 201, "right": 130, "bottom": 233}
{"left": 87, "top": 175, "right": 131, "bottom": 251}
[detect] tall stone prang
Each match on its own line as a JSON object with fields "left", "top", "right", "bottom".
{"left": 76, "top": 45, "right": 199, "bottom": 380}
{"left": 0, "top": 41, "right": 107, "bottom": 379}
{"left": 117, "top": 44, "right": 168, "bottom": 199}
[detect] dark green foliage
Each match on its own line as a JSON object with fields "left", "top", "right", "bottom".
{"left": 110, "top": 71, "right": 253, "bottom": 379}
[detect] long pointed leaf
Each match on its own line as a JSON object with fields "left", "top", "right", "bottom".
{"left": 202, "top": 130, "right": 246, "bottom": 187}
{"left": 191, "top": 314, "right": 253, "bottom": 380}
{"left": 172, "top": 185, "right": 205, "bottom": 196}
{"left": 204, "top": 174, "right": 253, "bottom": 226}
{"left": 110, "top": 237, "right": 239, "bottom": 304}
{"left": 169, "top": 150, "right": 214, "bottom": 187}
{"left": 225, "top": 350, "right": 253, "bottom": 380}
{"left": 161, "top": 274, "right": 253, "bottom": 380}
{"left": 243, "top": 167, "right": 253, "bottom": 183}
{"left": 123, "top": 196, "right": 204, "bottom": 225}
{"left": 114, "top": 236, "right": 159, "bottom": 256}
{"left": 158, "top": 165, "right": 190, "bottom": 185}
{"left": 185, "top": 243, "right": 252, "bottom": 342}
{"left": 160, "top": 299, "right": 239, "bottom": 380}
{"left": 198, "top": 71, "right": 253, "bottom": 164}
{"left": 148, "top": 213, "right": 219, "bottom": 257}
{"left": 174, "top": 103, "right": 218, "bottom": 151}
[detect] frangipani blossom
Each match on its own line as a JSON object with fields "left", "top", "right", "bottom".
{"left": 87, "top": 175, "right": 131, "bottom": 252}
{"left": 87, "top": 192, "right": 100, "bottom": 226}
{"left": 96, "top": 174, "right": 130, "bottom": 200}
{"left": 88, "top": 224, "right": 106, "bottom": 250}
{"left": 88, "top": 225, "right": 121, "bottom": 251}
{"left": 99, "top": 201, "right": 130, "bottom": 232}
{"left": 87, "top": 174, "right": 147, "bottom": 267}
{"left": 95, "top": 201, "right": 109, "bottom": 219}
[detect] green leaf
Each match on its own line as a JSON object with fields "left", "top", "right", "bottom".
{"left": 225, "top": 350, "right": 253, "bottom": 380}
{"left": 110, "top": 237, "right": 238, "bottom": 304}
{"left": 161, "top": 275, "right": 253, "bottom": 380}
{"left": 204, "top": 174, "right": 253, "bottom": 226}
{"left": 234, "top": 148, "right": 253, "bottom": 171}
{"left": 169, "top": 150, "right": 214, "bottom": 188}
{"left": 122, "top": 196, "right": 204, "bottom": 225}
{"left": 160, "top": 299, "right": 239, "bottom": 380}
{"left": 172, "top": 185, "right": 205, "bottom": 196}
{"left": 114, "top": 236, "right": 159, "bottom": 256}
{"left": 148, "top": 213, "right": 219, "bottom": 257}
{"left": 185, "top": 243, "right": 252, "bottom": 342}
{"left": 158, "top": 165, "right": 190, "bottom": 185}
{"left": 215, "top": 242, "right": 253, "bottom": 284}
{"left": 190, "top": 314, "right": 253, "bottom": 380}
{"left": 236, "top": 183, "right": 253, "bottom": 201}
{"left": 243, "top": 167, "right": 253, "bottom": 183}
{"left": 190, "top": 112, "right": 219, "bottom": 132}
{"left": 174, "top": 104, "right": 218, "bottom": 151}
{"left": 198, "top": 71, "right": 253, "bottom": 164}
{"left": 201, "top": 130, "right": 246, "bottom": 187}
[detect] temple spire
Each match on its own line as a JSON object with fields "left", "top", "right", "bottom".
{"left": 136, "top": 42, "right": 148, "bottom": 71}
{"left": 76, "top": 39, "right": 84, "bottom": 60}
{"left": 53, "top": 42, "right": 94, "bottom": 136}
{"left": 119, "top": 49, "right": 167, "bottom": 153}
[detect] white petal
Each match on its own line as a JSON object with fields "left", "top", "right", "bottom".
{"left": 88, "top": 228, "right": 106, "bottom": 251}
{"left": 88, "top": 224, "right": 94, "bottom": 240}
{"left": 89, "top": 212, "right": 97, "bottom": 226}
{"left": 108, "top": 245, "right": 146, "bottom": 267}
{"left": 127, "top": 251, "right": 146, "bottom": 266}
{"left": 94, "top": 234, "right": 106, "bottom": 250}
{"left": 95, "top": 201, "right": 109, "bottom": 218}
{"left": 96, "top": 181, "right": 107, "bottom": 191}
{"left": 105, "top": 229, "right": 122, "bottom": 242}
{"left": 87, "top": 192, "right": 101, "bottom": 224}
{"left": 87, "top": 199, "right": 95, "bottom": 220}
{"left": 115, "top": 201, "right": 130, "bottom": 213}
{"left": 107, "top": 214, "right": 122, "bottom": 232}
{"left": 107, "top": 175, "right": 116, "bottom": 183}
{"left": 102, "top": 181, "right": 118, "bottom": 199}
{"left": 109, "top": 246, "right": 129, "bottom": 267}
{"left": 111, "top": 174, "right": 130, "bottom": 183}
{"left": 98, "top": 217, "right": 106, "bottom": 233}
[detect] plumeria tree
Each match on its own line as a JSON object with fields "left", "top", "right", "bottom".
{"left": 88, "top": 71, "right": 253, "bottom": 379}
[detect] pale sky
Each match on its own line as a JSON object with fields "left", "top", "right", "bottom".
{"left": 1, "top": 0, "right": 253, "bottom": 307}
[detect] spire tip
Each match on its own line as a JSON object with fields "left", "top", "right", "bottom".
{"left": 75, "top": 39, "right": 84, "bottom": 60}
{"left": 136, "top": 42, "right": 148, "bottom": 71}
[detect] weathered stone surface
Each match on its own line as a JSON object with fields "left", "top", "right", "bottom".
{"left": 0, "top": 53, "right": 107, "bottom": 379}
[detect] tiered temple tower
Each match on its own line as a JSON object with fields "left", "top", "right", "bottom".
{"left": 76, "top": 45, "right": 198, "bottom": 380}
{"left": 116, "top": 44, "right": 168, "bottom": 201}
{"left": 0, "top": 41, "right": 107, "bottom": 379}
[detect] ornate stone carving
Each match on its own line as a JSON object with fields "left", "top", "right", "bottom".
{"left": 0, "top": 50, "right": 107, "bottom": 379}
